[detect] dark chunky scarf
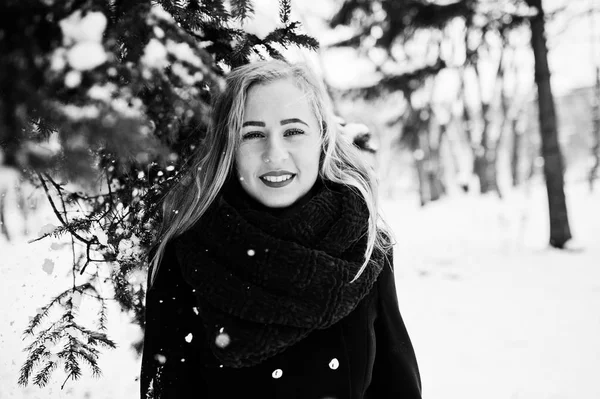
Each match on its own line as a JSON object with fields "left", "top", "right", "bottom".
{"left": 173, "top": 179, "right": 385, "bottom": 368}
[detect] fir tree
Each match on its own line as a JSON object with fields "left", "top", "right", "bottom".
{"left": 0, "top": 0, "right": 318, "bottom": 388}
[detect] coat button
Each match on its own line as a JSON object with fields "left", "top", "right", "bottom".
{"left": 272, "top": 368, "right": 283, "bottom": 379}
{"left": 215, "top": 332, "right": 230, "bottom": 348}
{"left": 329, "top": 358, "right": 339, "bottom": 370}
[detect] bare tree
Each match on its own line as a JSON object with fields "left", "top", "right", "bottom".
{"left": 525, "top": 0, "right": 572, "bottom": 248}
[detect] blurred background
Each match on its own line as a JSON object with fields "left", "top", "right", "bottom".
{"left": 1, "top": 0, "right": 599, "bottom": 398}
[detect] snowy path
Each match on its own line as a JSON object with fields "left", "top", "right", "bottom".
{"left": 1, "top": 181, "right": 599, "bottom": 398}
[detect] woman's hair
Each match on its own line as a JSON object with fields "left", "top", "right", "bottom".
{"left": 148, "top": 59, "right": 393, "bottom": 287}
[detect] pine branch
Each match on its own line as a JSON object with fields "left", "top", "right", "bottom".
{"left": 262, "top": 43, "right": 285, "bottom": 60}
{"left": 330, "top": 0, "right": 368, "bottom": 28}
{"left": 32, "top": 360, "right": 58, "bottom": 387}
{"left": 18, "top": 345, "right": 51, "bottom": 386}
{"left": 58, "top": 336, "right": 83, "bottom": 383}
{"left": 23, "top": 289, "right": 73, "bottom": 336}
{"left": 263, "top": 22, "right": 319, "bottom": 51}
{"left": 202, "top": 0, "right": 229, "bottom": 22}
{"left": 230, "top": 0, "right": 254, "bottom": 21}
{"left": 98, "top": 299, "right": 109, "bottom": 331}
{"left": 75, "top": 348, "right": 103, "bottom": 378}
{"left": 286, "top": 32, "right": 319, "bottom": 51}
{"left": 279, "top": 0, "right": 291, "bottom": 25}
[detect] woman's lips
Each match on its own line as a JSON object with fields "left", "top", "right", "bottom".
{"left": 260, "top": 173, "right": 295, "bottom": 188}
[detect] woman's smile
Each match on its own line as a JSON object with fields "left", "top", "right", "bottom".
{"left": 259, "top": 170, "right": 296, "bottom": 187}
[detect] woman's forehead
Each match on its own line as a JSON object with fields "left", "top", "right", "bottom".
{"left": 243, "top": 79, "right": 317, "bottom": 122}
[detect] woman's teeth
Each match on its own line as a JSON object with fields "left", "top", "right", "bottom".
{"left": 262, "top": 174, "right": 293, "bottom": 182}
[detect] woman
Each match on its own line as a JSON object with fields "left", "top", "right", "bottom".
{"left": 140, "top": 60, "right": 421, "bottom": 398}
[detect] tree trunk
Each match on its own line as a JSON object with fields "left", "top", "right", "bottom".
{"left": 589, "top": 66, "right": 600, "bottom": 191}
{"left": 472, "top": 103, "right": 500, "bottom": 196}
{"left": 473, "top": 149, "right": 499, "bottom": 194}
{"left": 527, "top": 0, "right": 572, "bottom": 248}
{"left": 511, "top": 118, "right": 524, "bottom": 186}
{"left": 414, "top": 151, "right": 428, "bottom": 206}
{"left": 428, "top": 123, "right": 447, "bottom": 201}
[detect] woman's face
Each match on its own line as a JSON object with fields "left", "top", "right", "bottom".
{"left": 235, "top": 78, "right": 321, "bottom": 208}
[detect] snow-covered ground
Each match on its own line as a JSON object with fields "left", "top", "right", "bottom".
{"left": 1, "top": 179, "right": 599, "bottom": 398}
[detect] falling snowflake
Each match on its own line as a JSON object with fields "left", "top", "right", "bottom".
{"left": 185, "top": 333, "right": 193, "bottom": 343}
{"left": 247, "top": 249, "right": 255, "bottom": 256}
{"left": 154, "top": 354, "right": 167, "bottom": 364}
{"left": 38, "top": 223, "right": 57, "bottom": 236}
{"left": 42, "top": 259, "right": 55, "bottom": 275}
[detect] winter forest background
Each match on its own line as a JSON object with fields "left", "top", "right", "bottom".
{"left": 1, "top": 0, "right": 599, "bottom": 398}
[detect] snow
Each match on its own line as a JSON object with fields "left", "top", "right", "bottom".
{"left": 1, "top": 178, "right": 599, "bottom": 398}
{"left": 153, "top": 27, "right": 165, "bottom": 40}
{"left": 110, "top": 98, "right": 143, "bottom": 119}
{"left": 63, "top": 70, "right": 82, "bottom": 88}
{"left": 41, "top": 259, "right": 55, "bottom": 275}
{"left": 170, "top": 63, "right": 197, "bottom": 86}
{"left": 66, "top": 42, "right": 108, "bottom": 71}
{"left": 57, "top": 11, "right": 108, "bottom": 72}
{"left": 88, "top": 84, "right": 116, "bottom": 102}
{"left": 61, "top": 104, "right": 100, "bottom": 120}
{"left": 59, "top": 11, "right": 107, "bottom": 46}
{"left": 141, "top": 39, "right": 169, "bottom": 70}
{"left": 149, "top": 4, "right": 175, "bottom": 23}
{"left": 50, "top": 48, "right": 67, "bottom": 72}
{"left": 388, "top": 182, "right": 600, "bottom": 399}
{"left": 165, "top": 40, "right": 202, "bottom": 68}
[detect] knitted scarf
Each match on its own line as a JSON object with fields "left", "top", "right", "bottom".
{"left": 173, "top": 180, "right": 385, "bottom": 368}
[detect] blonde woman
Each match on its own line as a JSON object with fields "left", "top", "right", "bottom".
{"left": 140, "top": 60, "right": 421, "bottom": 398}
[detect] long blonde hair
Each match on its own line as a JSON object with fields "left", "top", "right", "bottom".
{"left": 148, "top": 59, "right": 393, "bottom": 287}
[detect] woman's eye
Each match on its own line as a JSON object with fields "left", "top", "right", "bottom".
{"left": 284, "top": 128, "right": 304, "bottom": 137}
{"left": 242, "top": 132, "right": 264, "bottom": 140}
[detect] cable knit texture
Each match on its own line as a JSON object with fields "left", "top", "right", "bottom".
{"left": 173, "top": 180, "right": 385, "bottom": 367}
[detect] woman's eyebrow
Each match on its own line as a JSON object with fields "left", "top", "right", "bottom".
{"left": 281, "top": 118, "right": 308, "bottom": 126}
{"left": 242, "top": 121, "right": 265, "bottom": 127}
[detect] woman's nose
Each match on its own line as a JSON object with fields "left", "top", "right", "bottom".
{"left": 262, "top": 137, "right": 289, "bottom": 164}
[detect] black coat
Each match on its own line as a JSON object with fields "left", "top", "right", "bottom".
{"left": 141, "top": 242, "right": 422, "bottom": 399}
